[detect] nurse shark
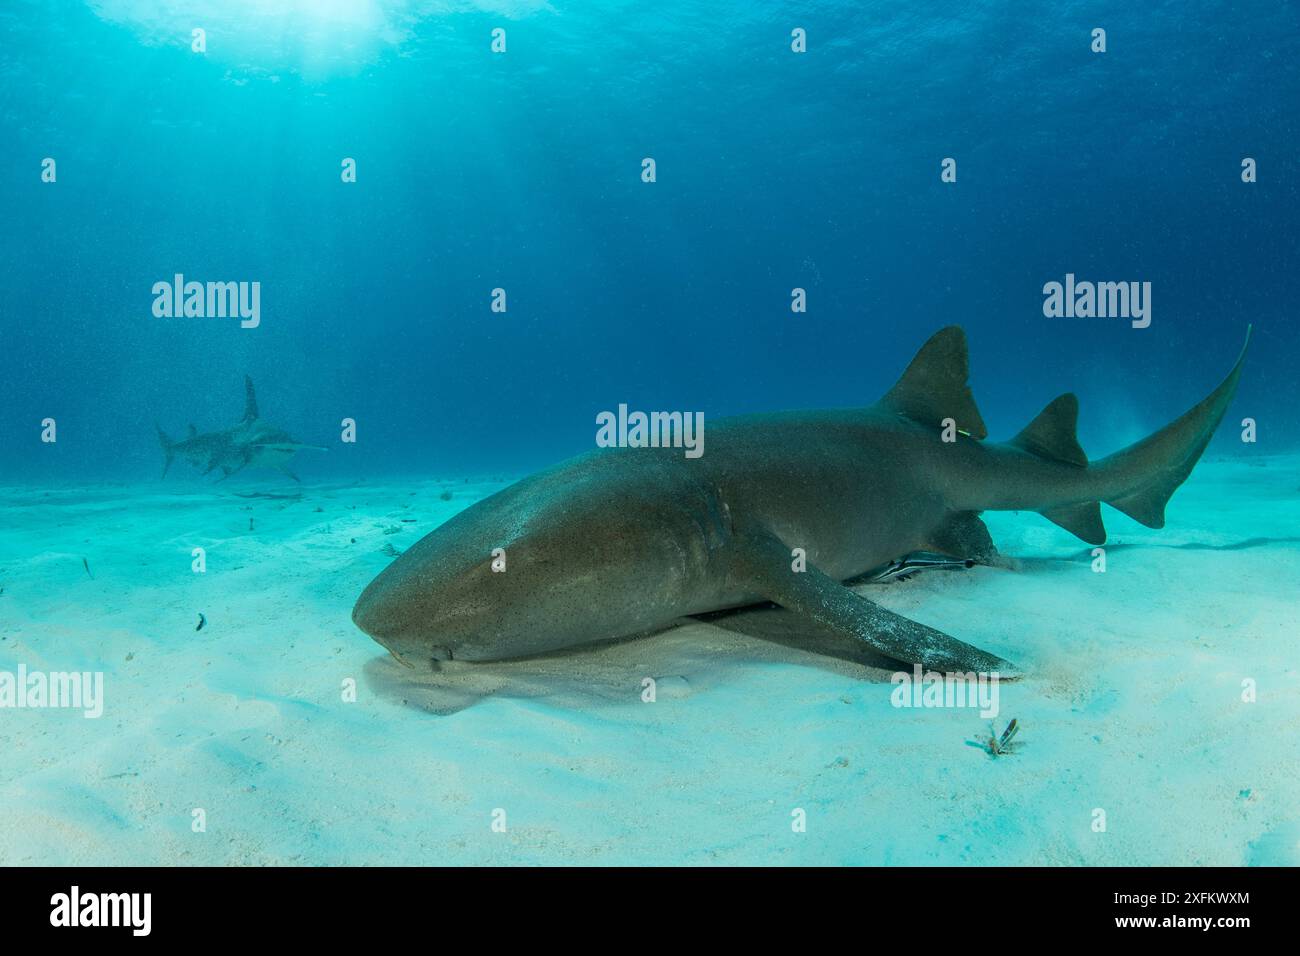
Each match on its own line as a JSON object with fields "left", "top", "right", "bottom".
{"left": 353, "top": 326, "right": 1250, "bottom": 676}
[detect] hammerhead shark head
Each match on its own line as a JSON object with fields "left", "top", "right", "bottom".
{"left": 352, "top": 326, "right": 1250, "bottom": 677}
{"left": 156, "top": 376, "right": 322, "bottom": 482}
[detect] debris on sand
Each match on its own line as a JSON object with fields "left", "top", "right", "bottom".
{"left": 978, "top": 718, "right": 1021, "bottom": 757}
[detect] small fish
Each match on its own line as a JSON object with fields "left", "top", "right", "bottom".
{"left": 985, "top": 718, "right": 1021, "bottom": 757}
{"left": 868, "top": 552, "right": 974, "bottom": 584}
{"left": 196, "top": 613, "right": 206, "bottom": 632}
{"left": 81, "top": 557, "right": 94, "bottom": 579}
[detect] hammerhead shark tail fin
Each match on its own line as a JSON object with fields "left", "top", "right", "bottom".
{"left": 243, "top": 375, "right": 259, "bottom": 422}
{"left": 156, "top": 423, "right": 175, "bottom": 478}
{"left": 1092, "top": 326, "right": 1251, "bottom": 530}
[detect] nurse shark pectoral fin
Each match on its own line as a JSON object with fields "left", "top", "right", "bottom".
{"left": 690, "top": 604, "right": 899, "bottom": 671}
{"left": 728, "top": 532, "right": 1021, "bottom": 678}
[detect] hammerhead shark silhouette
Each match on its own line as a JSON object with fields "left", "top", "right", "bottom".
{"left": 353, "top": 326, "right": 1250, "bottom": 677}
{"left": 156, "top": 376, "right": 323, "bottom": 482}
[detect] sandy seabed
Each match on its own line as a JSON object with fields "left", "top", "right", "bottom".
{"left": 1, "top": 455, "right": 1297, "bottom": 866}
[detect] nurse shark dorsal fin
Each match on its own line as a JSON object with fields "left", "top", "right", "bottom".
{"left": 877, "top": 325, "right": 987, "bottom": 439}
{"left": 243, "top": 375, "right": 259, "bottom": 422}
{"left": 1009, "top": 393, "right": 1088, "bottom": 467}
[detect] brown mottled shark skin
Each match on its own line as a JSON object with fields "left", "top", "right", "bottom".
{"left": 353, "top": 325, "right": 1250, "bottom": 677}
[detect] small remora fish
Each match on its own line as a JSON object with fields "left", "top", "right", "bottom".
{"left": 867, "top": 552, "right": 976, "bottom": 584}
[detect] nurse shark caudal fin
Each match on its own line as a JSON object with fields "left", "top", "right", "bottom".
{"left": 1006, "top": 325, "right": 1252, "bottom": 545}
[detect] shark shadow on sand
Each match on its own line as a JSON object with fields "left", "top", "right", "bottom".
{"left": 1009, "top": 535, "right": 1300, "bottom": 573}
{"left": 364, "top": 563, "right": 1004, "bottom": 716}
{"left": 363, "top": 597, "right": 911, "bottom": 716}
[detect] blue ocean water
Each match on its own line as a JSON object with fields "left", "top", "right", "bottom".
{"left": 1, "top": 1, "right": 1296, "bottom": 483}
{"left": 1, "top": 2, "right": 1299, "bottom": 872}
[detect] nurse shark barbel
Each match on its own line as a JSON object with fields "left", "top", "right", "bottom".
{"left": 353, "top": 326, "right": 1250, "bottom": 676}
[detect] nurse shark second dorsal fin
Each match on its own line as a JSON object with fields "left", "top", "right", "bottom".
{"left": 243, "top": 375, "right": 259, "bottom": 422}
{"left": 1009, "top": 393, "right": 1088, "bottom": 466}
{"left": 878, "top": 325, "right": 987, "bottom": 439}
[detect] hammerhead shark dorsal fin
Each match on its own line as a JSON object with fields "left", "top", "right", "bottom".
{"left": 243, "top": 375, "right": 259, "bottom": 422}
{"left": 879, "top": 326, "right": 987, "bottom": 439}
{"left": 1009, "top": 393, "right": 1088, "bottom": 467}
